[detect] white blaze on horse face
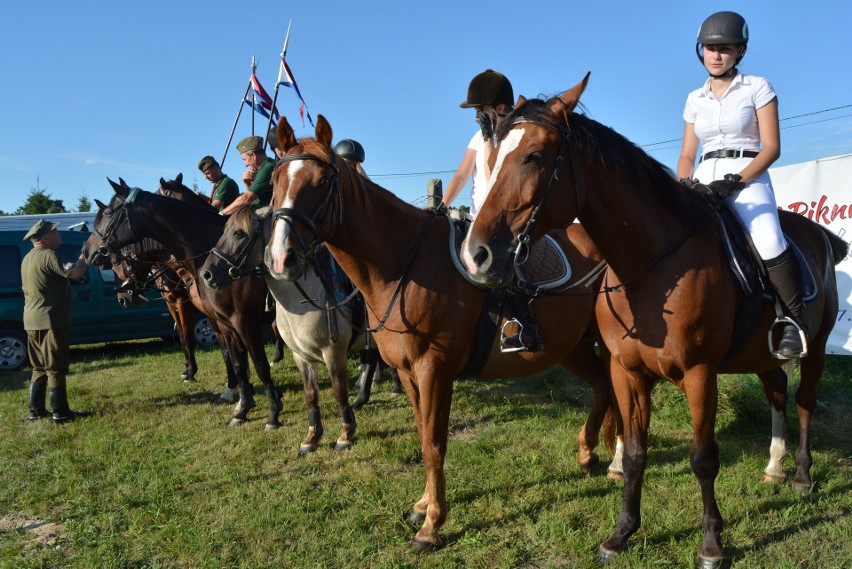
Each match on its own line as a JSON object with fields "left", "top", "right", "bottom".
{"left": 270, "top": 196, "right": 295, "bottom": 275}
{"left": 462, "top": 127, "right": 527, "bottom": 274}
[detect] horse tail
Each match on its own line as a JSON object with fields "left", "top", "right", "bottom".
{"left": 602, "top": 401, "right": 617, "bottom": 455}
{"left": 820, "top": 225, "right": 850, "bottom": 265}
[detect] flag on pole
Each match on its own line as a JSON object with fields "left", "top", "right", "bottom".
{"left": 277, "top": 56, "right": 314, "bottom": 127}
{"left": 244, "top": 71, "right": 280, "bottom": 120}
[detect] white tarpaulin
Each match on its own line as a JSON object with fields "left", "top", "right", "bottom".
{"left": 770, "top": 153, "right": 852, "bottom": 355}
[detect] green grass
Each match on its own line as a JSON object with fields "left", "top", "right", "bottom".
{"left": 1, "top": 340, "right": 850, "bottom": 568}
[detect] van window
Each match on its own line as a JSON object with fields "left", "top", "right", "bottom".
{"left": 0, "top": 246, "right": 22, "bottom": 288}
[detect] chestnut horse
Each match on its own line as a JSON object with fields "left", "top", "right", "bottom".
{"left": 87, "top": 179, "right": 282, "bottom": 429}
{"left": 263, "top": 115, "right": 617, "bottom": 551}
{"left": 462, "top": 75, "right": 848, "bottom": 566}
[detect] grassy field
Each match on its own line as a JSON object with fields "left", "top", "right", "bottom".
{"left": 0, "top": 339, "right": 850, "bottom": 568}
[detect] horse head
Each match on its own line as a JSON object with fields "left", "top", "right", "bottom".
{"left": 91, "top": 178, "right": 145, "bottom": 261}
{"left": 264, "top": 114, "right": 342, "bottom": 282}
{"left": 461, "top": 73, "right": 590, "bottom": 288}
{"left": 200, "top": 204, "right": 269, "bottom": 290}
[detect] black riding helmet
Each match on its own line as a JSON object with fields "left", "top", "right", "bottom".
{"left": 696, "top": 11, "right": 749, "bottom": 73}
{"left": 334, "top": 139, "right": 365, "bottom": 163}
{"left": 460, "top": 69, "right": 514, "bottom": 109}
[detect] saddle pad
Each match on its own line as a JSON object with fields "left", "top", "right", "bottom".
{"left": 516, "top": 234, "right": 572, "bottom": 290}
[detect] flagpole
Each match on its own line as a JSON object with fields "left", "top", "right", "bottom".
{"left": 263, "top": 20, "right": 292, "bottom": 151}
{"left": 250, "top": 56, "right": 257, "bottom": 136}
{"left": 221, "top": 76, "right": 252, "bottom": 166}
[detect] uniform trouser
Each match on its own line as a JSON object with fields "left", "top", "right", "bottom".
{"left": 27, "top": 328, "right": 70, "bottom": 389}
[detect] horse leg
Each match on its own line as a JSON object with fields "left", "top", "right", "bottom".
{"left": 559, "top": 335, "right": 613, "bottom": 474}
{"left": 792, "top": 353, "right": 824, "bottom": 493}
{"left": 227, "top": 339, "right": 256, "bottom": 427}
{"left": 170, "top": 298, "right": 199, "bottom": 382}
{"left": 599, "top": 369, "right": 653, "bottom": 562}
{"left": 758, "top": 368, "right": 789, "bottom": 483}
{"left": 684, "top": 370, "right": 726, "bottom": 567}
{"left": 326, "top": 348, "right": 357, "bottom": 451}
{"left": 295, "top": 356, "right": 323, "bottom": 456}
{"left": 352, "top": 348, "right": 378, "bottom": 410}
{"left": 409, "top": 370, "right": 454, "bottom": 552}
{"left": 390, "top": 367, "right": 404, "bottom": 396}
{"left": 245, "top": 327, "right": 281, "bottom": 431}
{"left": 271, "top": 323, "right": 285, "bottom": 364}
{"left": 216, "top": 340, "right": 240, "bottom": 404}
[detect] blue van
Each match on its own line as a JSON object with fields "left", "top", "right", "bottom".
{"left": 0, "top": 226, "right": 212, "bottom": 371}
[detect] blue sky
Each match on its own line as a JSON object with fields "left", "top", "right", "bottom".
{"left": 1, "top": 0, "right": 850, "bottom": 215}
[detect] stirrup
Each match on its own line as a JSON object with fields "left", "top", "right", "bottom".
{"left": 500, "top": 318, "right": 532, "bottom": 353}
{"left": 768, "top": 317, "right": 808, "bottom": 359}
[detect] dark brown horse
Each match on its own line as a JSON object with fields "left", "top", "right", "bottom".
{"left": 462, "top": 75, "right": 848, "bottom": 566}
{"left": 87, "top": 180, "right": 282, "bottom": 429}
{"left": 263, "top": 115, "right": 618, "bottom": 551}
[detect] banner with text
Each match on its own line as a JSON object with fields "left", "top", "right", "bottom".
{"left": 770, "top": 153, "right": 852, "bottom": 355}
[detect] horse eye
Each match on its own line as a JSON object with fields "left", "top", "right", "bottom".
{"left": 524, "top": 151, "right": 543, "bottom": 165}
{"left": 234, "top": 229, "right": 247, "bottom": 238}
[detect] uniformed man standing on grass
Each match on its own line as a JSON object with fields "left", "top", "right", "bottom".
{"left": 22, "top": 219, "right": 90, "bottom": 423}
{"left": 220, "top": 135, "right": 274, "bottom": 216}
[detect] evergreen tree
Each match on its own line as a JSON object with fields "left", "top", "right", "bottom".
{"left": 16, "top": 178, "right": 67, "bottom": 215}
{"left": 76, "top": 192, "right": 92, "bottom": 212}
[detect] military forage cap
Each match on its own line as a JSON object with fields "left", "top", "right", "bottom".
{"left": 198, "top": 155, "right": 219, "bottom": 172}
{"left": 23, "top": 219, "right": 59, "bottom": 241}
{"left": 237, "top": 135, "right": 264, "bottom": 154}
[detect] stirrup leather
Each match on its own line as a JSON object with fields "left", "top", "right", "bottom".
{"left": 768, "top": 316, "right": 808, "bottom": 359}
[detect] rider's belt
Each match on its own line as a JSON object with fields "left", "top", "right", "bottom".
{"left": 700, "top": 149, "right": 759, "bottom": 162}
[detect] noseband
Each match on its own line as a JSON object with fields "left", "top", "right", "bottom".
{"left": 271, "top": 153, "right": 342, "bottom": 265}
{"left": 209, "top": 217, "right": 267, "bottom": 280}
{"left": 93, "top": 187, "right": 142, "bottom": 261}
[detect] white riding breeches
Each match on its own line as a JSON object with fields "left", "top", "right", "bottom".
{"left": 695, "top": 157, "right": 787, "bottom": 260}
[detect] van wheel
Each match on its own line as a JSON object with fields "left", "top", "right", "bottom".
{"left": 194, "top": 316, "right": 218, "bottom": 347}
{"left": 0, "top": 329, "right": 28, "bottom": 372}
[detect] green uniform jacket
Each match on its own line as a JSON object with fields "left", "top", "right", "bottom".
{"left": 21, "top": 248, "right": 74, "bottom": 330}
{"left": 212, "top": 174, "right": 240, "bottom": 210}
{"left": 247, "top": 158, "right": 274, "bottom": 207}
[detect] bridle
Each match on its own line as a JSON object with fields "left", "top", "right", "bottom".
{"left": 92, "top": 187, "right": 142, "bottom": 262}
{"left": 209, "top": 216, "right": 267, "bottom": 280}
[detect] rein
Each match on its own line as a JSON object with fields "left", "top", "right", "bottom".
{"left": 210, "top": 220, "right": 267, "bottom": 280}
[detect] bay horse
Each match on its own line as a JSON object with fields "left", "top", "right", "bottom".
{"left": 263, "top": 115, "right": 618, "bottom": 551}
{"left": 462, "top": 74, "right": 848, "bottom": 566}
{"left": 199, "top": 204, "right": 377, "bottom": 454}
{"left": 87, "top": 179, "right": 282, "bottom": 429}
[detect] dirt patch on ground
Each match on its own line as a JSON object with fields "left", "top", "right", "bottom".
{"left": 0, "top": 514, "right": 62, "bottom": 548}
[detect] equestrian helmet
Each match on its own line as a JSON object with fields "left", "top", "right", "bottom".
{"left": 696, "top": 11, "right": 748, "bottom": 64}
{"left": 460, "top": 69, "right": 514, "bottom": 109}
{"left": 334, "top": 139, "right": 366, "bottom": 163}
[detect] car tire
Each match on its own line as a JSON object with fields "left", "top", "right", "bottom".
{"left": 193, "top": 316, "right": 218, "bottom": 347}
{"left": 0, "top": 329, "right": 28, "bottom": 372}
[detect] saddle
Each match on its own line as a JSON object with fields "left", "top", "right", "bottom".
{"left": 714, "top": 203, "right": 816, "bottom": 362}
{"left": 310, "top": 245, "right": 365, "bottom": 348}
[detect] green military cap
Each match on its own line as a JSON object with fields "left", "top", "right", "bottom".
{"left": 198, "top": 155, "right": 219, "bottom": 172}
{"left": 23, "top": 219, "right": 60, "bottom": 241}
{"left": 236, "top": 135, "right": 264, "bottom": 154}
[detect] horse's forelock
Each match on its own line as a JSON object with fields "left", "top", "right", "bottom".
{"left": 298, "top": 138, "right": 334, "bottom": 164}
{"left": 231, "top": 204, "right": 256, "bottom": 232}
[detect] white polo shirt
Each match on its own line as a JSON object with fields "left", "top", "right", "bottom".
{"left": 683, "top": 73, "right": 776, "bottom": 154}
{"left": 466, "top": 131, "right": 489, "bottom": 217}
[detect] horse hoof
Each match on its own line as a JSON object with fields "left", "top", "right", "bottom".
{"left": 761, "top": 473, "right": 785, "bottom": 484}
{"left": 228, "top": 418, "right": 245, "bottom": 427}
{"left": 352, "top": 399, "right": 367, "bottom": 411}
{"left": 412, "top": 537, "right": 441, "bottom": 553}
{"left": 697, "top": 555, "right": 727, "bottom": 569}
{"left": 299, "top": 444, "right": 317, "bottom": 457}
{"left": 404, "top": 510, "right": 426, "bottom": 527}
{"left": 792, "top": 481, "right": 812, "bottom": 494}
{"left": 334, "top": 440, "right": 353, "bottom": 452}
{"left": 597, "top": 545, "right": 619, "bottom": 564}
{"left": 580, "top": 454, "right": 601, "bottom": 475}
{"left": 264, "top": 423, "right": 281, "bottom": 432}
{"left": 607, "top": 469, "right": 624, "bottom": 482}
{"left": 391, "top": 387, "right": 404, "bottom": 396}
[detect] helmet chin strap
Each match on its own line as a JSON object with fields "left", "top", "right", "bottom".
{"left": 709, "top": 65, "right": 737, "bottom": 79}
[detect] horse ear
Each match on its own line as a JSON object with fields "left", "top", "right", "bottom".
{"left": 277, "top": 117, "right": 297, "bottom": 151}
{"left": 108, "top": 178, "right": 121, "bottom": 192}
{"left": 552, "top": 71, "right": 591, "bottom": 116}
{"left": 95, "top": 199, "right": 107, "bottom": 211}
{"left": 515, "top": 94, "right": 527, "bottom": 108}
{"left": 176, "top": 172, "right": 183, "bottom": 184}
{"left": 159, "top": 177, "right": 167, "bottom": 187}
{"left": 315, "top": 114, "right": 333, "bottom": 147}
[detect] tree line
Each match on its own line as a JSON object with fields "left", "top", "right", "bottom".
{"left": 0, "top": 177, "right": 91, "bottom": 216}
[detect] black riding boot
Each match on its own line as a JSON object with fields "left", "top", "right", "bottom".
{"left": 28, "top": 381, "right": 50, "bottom": 421}
{"left": 500, "top": 293, "right": 542, "bottom": 353}
{"left": 766, "top": 248, "right": 807, "bottom": 359}
{"left": 49, "top": 385, "right": 90, "bottom": 424}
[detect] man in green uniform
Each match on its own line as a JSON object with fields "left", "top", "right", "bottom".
{"left": 220, "top": 135, "right": 274, "bottom": 215}
{"left": 197, "top": 155, "right": 240, "bottom": 211}
{"left": 22, "top": 219, "right": 90, "bottom": 423}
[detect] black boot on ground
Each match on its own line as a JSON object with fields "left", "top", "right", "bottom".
{"left": 28, "top": 381, "right": 50, "bottom": 421}
{"left": 49, "top": 386, "right": 90, "bottom": 424}
{"left": 500, "top": 294, "right": 543, "bottom": 353}
{"left": 766, "top": 248, "right": 808, "bottom": 359}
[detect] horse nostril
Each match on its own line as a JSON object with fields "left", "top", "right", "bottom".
{"left": 473, "top": 246, "right": 489, "bottom": 268}
{"left": 201, "top": 270, "right": 212, "bottom": 283}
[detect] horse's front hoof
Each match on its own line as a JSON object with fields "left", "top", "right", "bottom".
{"left": 299, "top": 443, "right": 318, "bottom": 457}
{"left": 597, "top": 545, "right": 619, "bottom": 564}
{"left": 606, "top": 468, "right": 624, "bottom": 482}
{"left": 264, "top": 423, "right": 281, "bottom": 432}
{"left": 334, "top": 440, "right": 354, "bottom": 452}
{"left": 228, "top": 418, "right": 245, "bottom": 427}
{"left": 697, "top": 554, "right": 727, "bottom": 569}
{"left": 792, "top": 480, "right": 812, "bottom": 494}
{"left": 404, "top": 510, "right": 426, "bottom": 527}
{"left": 580, "top": 454, "right": 601, "bottom": 475}
{"left": 761, "top": 473, "right": 785, "bottom": 484}
{"left": 412, "top": 536, "right": 442, "bottom": 553}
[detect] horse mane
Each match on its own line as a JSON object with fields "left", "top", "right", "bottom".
{"left": 500, "top": 98, "right": 716, "bottom": 234}
{"left": 230, "top": 204, "right": 258, "bottom": 232}
{"left": 123, "top": 237, "right": 166, "bottom": 255}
